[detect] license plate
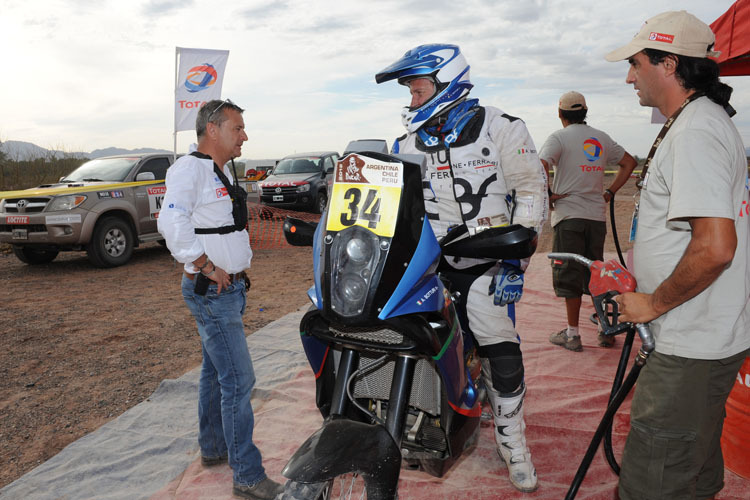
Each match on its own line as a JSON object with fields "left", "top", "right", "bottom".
{"left": 12, "top": 229, "right": 28, "bottom": 240}
{"left": 273, "top": 195, "right": 283, "bottom": 202}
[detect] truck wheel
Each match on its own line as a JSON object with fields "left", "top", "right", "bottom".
{"left": 12, "top": 246, "right": 59, "bottom": 265}
{"left": 86, "top": 216, "right": 134, "bottom": 268}
{"left": 315, "top": 191, "right": 328, "bottom": 214}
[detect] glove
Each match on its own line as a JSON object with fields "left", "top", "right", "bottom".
{"left": 489, "top": 260, "right": 524, "bottom": 306}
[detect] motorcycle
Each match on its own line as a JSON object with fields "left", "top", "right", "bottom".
{"left": 278, "top": 142, "right": 537, "bottom": 500}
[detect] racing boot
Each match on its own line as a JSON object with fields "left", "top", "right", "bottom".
{"left": 487, "top": 383, "right": 538, "bottom": 493}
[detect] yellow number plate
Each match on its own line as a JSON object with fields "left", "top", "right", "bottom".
{"left": 326, "top": 154, "right": 403, "bottom": 237}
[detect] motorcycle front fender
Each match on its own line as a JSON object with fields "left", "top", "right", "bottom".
{"left": 281, "top": 418, "right": 401, "bottom": 500}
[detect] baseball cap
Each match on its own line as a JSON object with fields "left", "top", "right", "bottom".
{"left": 605, "top": 10, "right": 720, "bottom": 62}
{"left": 559, "top": 91, "right": 587, "bottom": 111}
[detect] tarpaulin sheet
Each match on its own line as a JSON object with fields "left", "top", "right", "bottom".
{"left": 3, "top": 254, "right": 748, "bottom": 500}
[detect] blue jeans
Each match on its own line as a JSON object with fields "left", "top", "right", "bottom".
{"left": 181, "top": 275, "right": 266, "bottom": 486}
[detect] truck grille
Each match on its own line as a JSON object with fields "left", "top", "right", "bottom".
{"left": 353, "top": 354, "right": 441, "bottom": 416}
{"left": 2, "top": 198, "right": 49, "bottom": 213}
{"left": 330, "top": 324, "right": 404, "bottom": 345}
{"left": 261, "top": 186, "right": 298, "bottom": 196}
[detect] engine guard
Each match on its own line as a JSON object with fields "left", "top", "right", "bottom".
{"left": 281, "top": 418, "right": 402, "bottom": 500}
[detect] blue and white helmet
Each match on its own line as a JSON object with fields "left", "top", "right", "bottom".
{"left": 375, "top": 44, "right": 473, "bottom": 133}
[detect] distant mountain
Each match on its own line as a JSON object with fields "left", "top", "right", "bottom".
{"left": 0, "top": 140, "right": 88, "bottom": 160}
{"left": 88, "top": 147, "right": 172, "bottom": 158}
{"left": 0, "top": 140, "right": 171, "bottom": 160}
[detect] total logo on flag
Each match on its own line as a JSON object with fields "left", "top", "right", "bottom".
{"left": 185, "top": 63, "right": 218, "bottom": 93}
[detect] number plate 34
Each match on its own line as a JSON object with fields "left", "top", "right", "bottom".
{"left": 326, "top": 154, "right": 403, "bottom": 238}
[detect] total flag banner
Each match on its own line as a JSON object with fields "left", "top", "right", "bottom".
{"left": 174, "top": 47, "right": 229, "bottom": 132}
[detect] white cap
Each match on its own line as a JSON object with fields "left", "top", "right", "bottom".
{"left": 605, "top": 10, "right": 720, "bottom": 62}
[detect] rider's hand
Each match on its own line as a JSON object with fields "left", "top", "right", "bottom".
{"left": 489, "top": 260, "right": 524, "bottom": 306}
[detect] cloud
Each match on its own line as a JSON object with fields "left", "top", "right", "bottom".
{"left": 141, "top": 0, "right": 194, "bottom": 16}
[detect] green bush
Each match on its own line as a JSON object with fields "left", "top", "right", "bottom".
{"left": 0, "top": 156, "right": 88, "bottom": 192}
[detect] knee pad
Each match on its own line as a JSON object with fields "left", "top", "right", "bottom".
{"left": 478, "top": 342, "right": 524, "bottom": 395}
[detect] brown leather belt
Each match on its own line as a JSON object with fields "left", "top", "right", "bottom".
{"left": 184, "top": 271, "right": 245, "bottom": 282}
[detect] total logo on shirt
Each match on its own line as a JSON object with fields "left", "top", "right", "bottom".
{"left": 216, "top": 187, "right": 228, "bottom": 198}
{"left": 583, "top": 137, "right": 603, "bottom": 162}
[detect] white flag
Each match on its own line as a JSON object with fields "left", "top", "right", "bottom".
{"left": 174, "top": 47, "right": 230, "bottom": 132}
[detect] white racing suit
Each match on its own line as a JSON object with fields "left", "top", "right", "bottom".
{"left": 393, "top": 104, "right": 547, "bottom": 492}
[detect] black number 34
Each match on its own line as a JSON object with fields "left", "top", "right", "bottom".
{"left": 340, "top": 188, "right": 381, "bottom": 229}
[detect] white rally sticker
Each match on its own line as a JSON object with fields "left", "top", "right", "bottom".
{"left": 148, "top": 186, "right": 167, "bottom": 218}
{"left": 46, "top": 214, "right": 82, "bottom": 224}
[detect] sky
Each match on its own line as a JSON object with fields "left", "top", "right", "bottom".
{"left": 2, "top": 0, "right": 748, "bottom": 160}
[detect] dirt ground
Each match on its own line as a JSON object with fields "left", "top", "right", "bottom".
{"left": 0, "top": 175, "right": 638, "bottom": 489}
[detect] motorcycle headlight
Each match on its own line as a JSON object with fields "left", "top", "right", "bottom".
{"left": 296, "top": 183, "right": 310, "bottom": 193}
{"left": 330, "top": 226, "right": 381, "bottom": 317}
{"left": 47, "top": 195, "right": 87, "bottom": 211}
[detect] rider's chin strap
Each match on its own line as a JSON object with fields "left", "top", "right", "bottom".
{"left": 417, "top": 98, "right": 479, "bottom": 148}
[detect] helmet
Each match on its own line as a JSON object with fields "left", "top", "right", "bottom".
{"left": 375, "top": 44, "right": 473, "bottom": 133}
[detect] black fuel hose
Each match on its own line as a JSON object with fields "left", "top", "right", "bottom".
{"left": 565, "top": 348, "right": 646, "bottom": 500}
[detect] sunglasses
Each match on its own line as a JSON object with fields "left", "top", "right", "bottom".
{"left": 208, "top": 98, "right": 235, "bottom": 122}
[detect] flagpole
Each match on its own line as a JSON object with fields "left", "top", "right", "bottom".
{"left": 173, "top": 47, "right": 179, "bottom": 162}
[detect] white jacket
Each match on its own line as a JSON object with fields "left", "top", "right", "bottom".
{"left": 157, "top": 153, "right": 253, "bottom": 274}
{"left": 395, "top": 106, "right": 548, "bottom": 244}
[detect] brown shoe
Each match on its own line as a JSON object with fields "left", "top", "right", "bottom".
{"left": 549, "top": 329, "right": 583, "bottom": 352}
{"left": 598, "top": 332, "right": 615, "bottom": 348}
{"left": 233, "top": 477, "right": 284, "bottom": 499}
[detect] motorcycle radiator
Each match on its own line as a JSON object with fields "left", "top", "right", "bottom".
{"left": 353, "top": 352, "right": 442, "bottom": 416}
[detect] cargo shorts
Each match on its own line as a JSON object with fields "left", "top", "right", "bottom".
{"left": 550, "top": 218, "right": 606, "bottom": 298}
{"left": 618, "top": 349, "right": 749, "bottom": 500}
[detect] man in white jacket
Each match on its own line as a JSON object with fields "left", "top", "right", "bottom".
{"left": 157, "top": 99, "right": 282, "bottom": 500}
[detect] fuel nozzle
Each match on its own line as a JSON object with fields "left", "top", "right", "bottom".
{"left": 547, "top": 253, "right": 653, "bottom": 354}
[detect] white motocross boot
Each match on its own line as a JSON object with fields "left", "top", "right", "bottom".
{"left": 487, "top": 382, "right": 538, "bottom": 492}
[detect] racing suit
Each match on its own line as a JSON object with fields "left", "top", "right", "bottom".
{"left": 394, "top": 102, "right": 547, "bottom": 492}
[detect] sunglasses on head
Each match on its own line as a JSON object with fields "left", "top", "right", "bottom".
{"left": 208, "top": 98, "right": 235, "bottom": 122}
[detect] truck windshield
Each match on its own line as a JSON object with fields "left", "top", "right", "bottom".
{"left": 272, "top": 158, "right": 321, "bottom": 175}
{"left": 61, "top": 158, "right": 139, "bottom": 182}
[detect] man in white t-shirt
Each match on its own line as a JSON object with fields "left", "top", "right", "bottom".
{"left": 606, "top": 11, "right": 750, "bottom": 500}
{"left": 539, "top": 91, "right": 636, "bottom": 351}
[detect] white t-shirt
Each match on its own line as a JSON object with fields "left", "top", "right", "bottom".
{"left": 539, "top": 123, "right": 625, "bottom": 227}
{"left": 633, "top": 97, "right": 750, "bottom": 360}
{"left": 158, "top": 154, "right": 253, "bottom": 274}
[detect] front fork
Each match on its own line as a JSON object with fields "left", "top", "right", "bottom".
{"left": 330, "top": 347, "right": 416, "bottom": 445}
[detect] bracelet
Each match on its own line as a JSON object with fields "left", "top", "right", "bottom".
{"left": 202, "top": 264, "right": 216, "bottom": 277}
{"left": 605, "top": 189, "right": 615, "bottom": 196}
{"left": 197, "top": 258, "right": 211, "bottom": 272}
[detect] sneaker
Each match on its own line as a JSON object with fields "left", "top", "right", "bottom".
{"left": 233, "top": 477, "right": 284, "bottom": 500}
{"left": 200, "top": 454, "right": 227, "bottom": 466}
{"left": 549, "top": 329, "right": 583, "bottom": 352}
{"left": 598, "top": 332, "right": 615, "bottom": 348}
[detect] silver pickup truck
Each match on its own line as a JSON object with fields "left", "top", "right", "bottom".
{"left": 0, "top": 153, "right": 175, "bottom": 267}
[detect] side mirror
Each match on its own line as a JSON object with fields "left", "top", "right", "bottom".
{"left": 283, "top": 216, "right": 317, "bottom": 247}
{"left": 136, "top": 171, "right": 156, "bottom": 181}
